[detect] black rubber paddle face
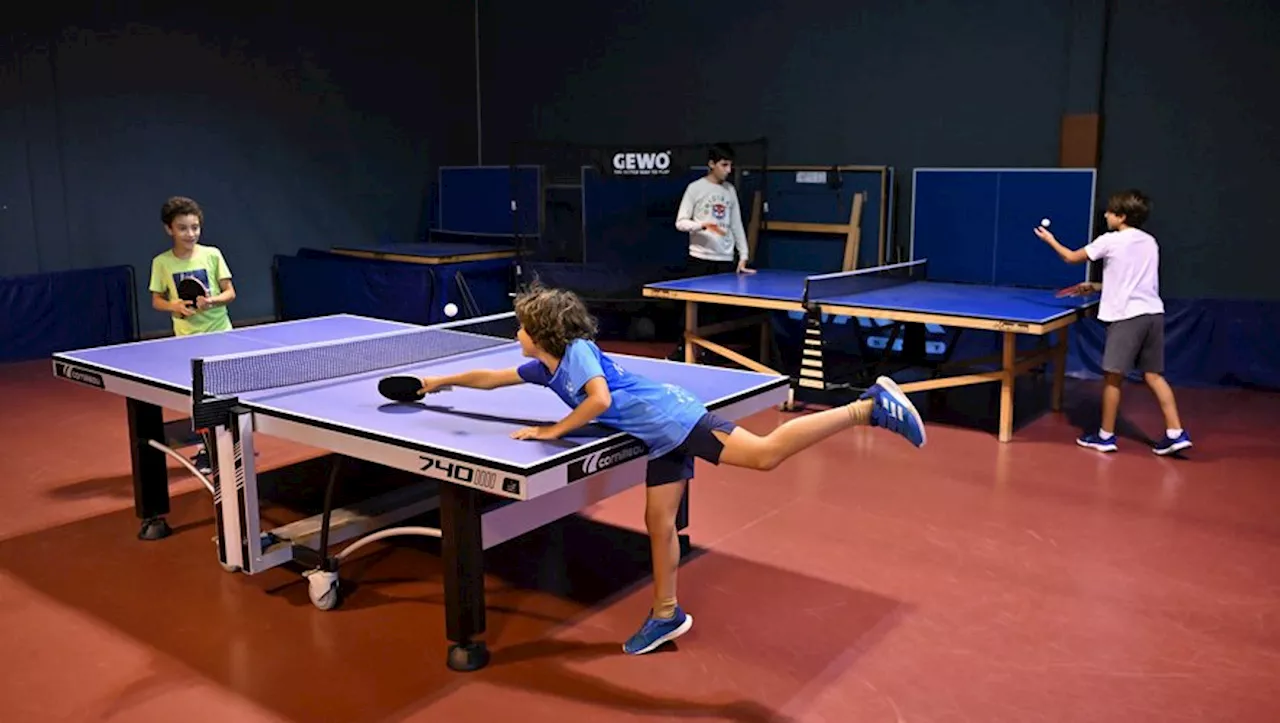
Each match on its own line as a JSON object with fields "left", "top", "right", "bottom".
{"left": 177, "top": 278, "right": 207, "bottom": 305}
{"left": 378, "top": 375, "right": 425, "bottom": 402}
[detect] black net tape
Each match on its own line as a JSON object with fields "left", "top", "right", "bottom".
{"left": 803, "top": 259, "right": 928, "bottom": 303}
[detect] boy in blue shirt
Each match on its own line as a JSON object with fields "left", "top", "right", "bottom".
{"left": 418, "top": 285, "right": 926, "bottom": 655}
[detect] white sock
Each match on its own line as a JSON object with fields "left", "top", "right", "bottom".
{"left": 1098, "top": 429, "right": 1114, "bottom": 440}
{"left": 1167, "top": 428, "right": 1183, "bottom": 438}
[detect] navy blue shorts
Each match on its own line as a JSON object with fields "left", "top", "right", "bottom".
{"left": 645, "top": 413, "right": 737, "bottom": 487}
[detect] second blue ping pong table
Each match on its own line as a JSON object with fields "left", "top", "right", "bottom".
{"left": 643, "top": 259, "right": 1099, "bottom": 442}
{"left": 51, "top": 311, "right": 787, "bottom": 671}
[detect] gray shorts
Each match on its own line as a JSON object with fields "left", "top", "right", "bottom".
{"left": 1102, "top": 313, "right": 1165, "bottom": 374}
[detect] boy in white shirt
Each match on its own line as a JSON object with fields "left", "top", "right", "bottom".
{"left": 1035, "top": 189, "right": 1192, "bottom": 455}
{"left": 675, "top": 143, "right": 755, "bottom": 276}
{"left": 668, "top": 144, "right": 756, "bottom": 360}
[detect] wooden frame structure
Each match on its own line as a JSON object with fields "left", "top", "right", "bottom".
{"left": 740, "top": 164, "right": 893, "bottom": 270}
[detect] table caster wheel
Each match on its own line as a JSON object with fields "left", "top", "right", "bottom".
{"left": 447, "top": 641, "right": 490, "bottom": 671}
{"left": 138, "top": 516, "right": 172, "bottom": 541}
{"left": 305, "top": 569, "right": 340, "bottom": 611}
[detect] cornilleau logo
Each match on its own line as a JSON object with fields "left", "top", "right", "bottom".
{"left": 568, "top": 440, "right": 647, "bottom": 482}
{"left": 612, "top": 151, "right": 672, "bottom": 176}
{"left": 53, "top": 362, "right": 105, "bottom": 388}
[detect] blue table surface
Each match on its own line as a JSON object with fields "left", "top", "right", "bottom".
{"left": 333, "top": 242, "right": 515, "bottom": 257}
{"left": 57, "top": 315, "right": 779, "bottom": 467}
{"left": 646, "top": 270, "right": 1097, "bottom": 323}
{"left": 646, "top": 270, "right": 812, "bottom": 301}
{"left": 814, "top": 280, "right": 1097, "bottom": 323}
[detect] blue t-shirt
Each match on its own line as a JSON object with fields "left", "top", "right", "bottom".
{"left": 517, "top": 339, "right": 709, "bottom": 458}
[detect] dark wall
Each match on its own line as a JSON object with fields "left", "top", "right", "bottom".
{"left": 1, "top": 4, "right": 476, "bottom": 333}
{"left": 479, "top": 0, "right": 1280, "bottom": 300}
{"left": 1097, "top": 0, "right": 1280, "bottom": 300}
{"left": 4, "top": 0, "right": 1275, "bottom": 326}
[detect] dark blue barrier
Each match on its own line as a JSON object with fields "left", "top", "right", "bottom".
{"left": 295, "top": 247, "right": 512, "bottom": 320}
{"left": 274, "top": 253, "right": 514, "bottom": 325}
{"left": 1067, "top": 299, "right": 1280, "bottom": 390}
{"left": 273, "top": 254, "right": 437, "bottom": 324}
{"left": 523, "top": 261, "right": 688, "bottom": 299}
{"left": 770, "top": 298, "right": 1280, "bottom": 391}
{"left": 429, "top": 257, "right": 514, "bottom": 318}
{"left": 1, "top": 265, "right": 137, "bottom": 362}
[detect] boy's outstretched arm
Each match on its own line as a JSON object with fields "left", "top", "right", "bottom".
{"left": 422, "top": 368, "right": 523, "bottom": 391}
{"left": 512, "top": 376, "right": 612, "bottom": 440}
{"left": 1034, "top": 226, "right": 1090, "bottom": 264}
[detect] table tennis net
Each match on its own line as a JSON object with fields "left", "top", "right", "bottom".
{"left": 803, "top": 259, "right": 928, "bottom": 302}
{"left": 195, "top": 312, "right": 520, "bottom": 398}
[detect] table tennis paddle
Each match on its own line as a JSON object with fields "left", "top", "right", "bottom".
{"left": 177, "top": 277, "right": 209, "bottom": 308}
{"left": 378, "top": 375, "right": 452, "bottom": 402}
{"left": 1055, "top": 282, "right": 1100, "bottom": 298}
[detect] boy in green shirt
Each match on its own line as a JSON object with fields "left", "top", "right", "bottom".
{"left": 149, "top": 196, "right": 236, "bottom": 336}
{"left": 148, "top": 196, "right": 237, "bottom": 472}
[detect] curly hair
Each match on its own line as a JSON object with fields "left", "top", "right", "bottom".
{"left": 160, "top": 196, "right": 203, "bottom": 226}
{"left": 513, "top": 284, "right": 598, "bottom": 358}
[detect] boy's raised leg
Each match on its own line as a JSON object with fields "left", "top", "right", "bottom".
{"left": 717, "top": 376, "right": 926, "bottom": 471}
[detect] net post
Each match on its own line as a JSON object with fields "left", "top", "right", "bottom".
{"left": 190, "top": 356, "right": 244, "bottom": 434}
{"left": 191, "top": 357, "right": 208, "bottom": 434}
{"left": 910, "top": 257, "right": 928, "bottom": 281}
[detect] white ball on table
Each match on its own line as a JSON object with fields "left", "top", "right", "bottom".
{"left": 444, "top": 303, "right": 458, "bottom": 318}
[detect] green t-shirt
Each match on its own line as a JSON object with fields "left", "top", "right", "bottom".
{"left": 149, "top": 245, "right": 234, "bottom": 336}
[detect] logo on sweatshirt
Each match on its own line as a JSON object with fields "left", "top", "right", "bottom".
{"left": 611, "top": 151, "right": 672, "bottom": 176}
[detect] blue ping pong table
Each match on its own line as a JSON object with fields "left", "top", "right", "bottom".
{"left": 643, "top": 260, "right": 1099, "bottom": 442}
{"left": 331, "top": 241, "right": 516, "bottom": 265}
{"left": 51, "top": 312, "right": 787, "bottom": 671}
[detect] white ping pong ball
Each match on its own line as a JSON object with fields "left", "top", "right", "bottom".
{"left": 1040, "top": 218, "right": 1051, "bottom": 227}
{"left": 444, "top": 303, "right": 458, "bottom": 317}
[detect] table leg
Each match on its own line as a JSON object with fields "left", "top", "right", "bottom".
{"left": 760, "top": 317, "right": 771, "bottom": 367}
{"left": 684, "top": 301, "right": 698, "bottom": 364}
{"left": 998, "top": 332, "right": 1016, "bottom": 442}
{"left": 1051, "top": 328, "right": 1068, "bottom": 411}
{"left": 127, "top": 398, "right": 172, "bottom": 540}
{"left": 440, "top": 482, "right": 490, "bottom": 671}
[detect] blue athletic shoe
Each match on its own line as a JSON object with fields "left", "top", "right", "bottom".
{"left": 622, "top": 606, "right": 693, "bottom": 655}
{"left": 1153, "top": 430, "right": 1192, "bottom": 456}
{"left": 859, "top": 376, "right": 926, "bottom": 447}
{"left": 1076, "top": 432, "right": 1118, "bottom": 452}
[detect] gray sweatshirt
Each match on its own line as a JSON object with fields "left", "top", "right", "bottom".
{"left": 674, "top": 177, "right": 748, "bottom": 263}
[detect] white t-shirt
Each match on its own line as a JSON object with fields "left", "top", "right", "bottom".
{"left": 1084, "top": 227, "right": 1165, "bottom": 322}
{"left": 674, "top": 177, "right": 748, "bottom": 262}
